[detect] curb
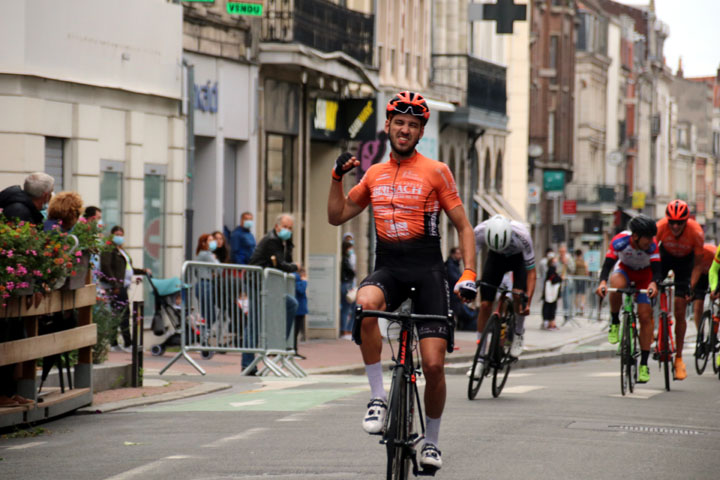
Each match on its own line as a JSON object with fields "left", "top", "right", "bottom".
{"left": 76, "top": 381, "right": 232, "bottom": 414}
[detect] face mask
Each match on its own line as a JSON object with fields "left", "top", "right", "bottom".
{"left": 348, "top": 240, "right": 354, "bottom": 246}
{"left": 277, "top": 228, "right": 292, "bottom": 241}
{"left": 97, "top": 220, "right": 104, "bottom": 229}
{"left": 243, "top": 220, "right": 254, "bottom": 230}
{"left": 208, "top": 240, "right": 218, "bottom": 251}
{"left": 112, "top": 235, "right": 125, "bottom": 246}
{"left": 40, "top": 207, "right": 48, "bottom": 219}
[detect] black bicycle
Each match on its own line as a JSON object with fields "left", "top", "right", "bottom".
{"left": 605, "top": 285, "right": 645, "bottom": 395}
{"left": 654, "top": 281, "right": 676, "bottom": 391}
{"left": 468, "top": 282, "right": 527, "bottom": 400}
{"left": 695, "top": 293, "right": 720, "bottom": 376}
{"left": 353, "top": 295, "right": 454, "bottom": 479}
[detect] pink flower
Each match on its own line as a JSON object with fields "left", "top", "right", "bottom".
{"left": 75, "top": 251, "right": 82, "bottom": 257}
{"left": 33, "top": 270, "right": 42, "bottom": 276}
{"left": 6, "top": 250, "right": 13, "bottom": 258}
{"left": 31, "top": 250, "right": 37, "bottom": 256}
{"left": 76, "top": 258, "right": 81, "bottom": 263}
{"left": 16, "top": 265, "right": 27, "bottom": 275}
{"left": 6, "top": 266, "right": 14, "bottom": 274}
{"left": 6, "top": 282, "right": 14, "bottom": 290}
{"left": 1, "top": 292, "right": 9, "bottom": 299}
{"left": 18, "top": 282, "right": 29, "bottom": 289}
{"left": 46, "top": 268, "right": 51, "bottom": 273}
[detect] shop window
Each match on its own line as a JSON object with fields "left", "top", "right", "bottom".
{"left": 144, "top": 165, "right": 166, "bottom": 319}
{"left": 45, "top": 137, "right": 65, "bottom": 191}
{"left": 265, "top": 133, "right": 294, "bottom": 231}
{"left": 100, "top": 160, "right": 124, "bottom": 233}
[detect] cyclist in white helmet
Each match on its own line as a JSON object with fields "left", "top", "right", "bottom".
{"left": 471, "top": 215, "right": 536, "bottom": 370}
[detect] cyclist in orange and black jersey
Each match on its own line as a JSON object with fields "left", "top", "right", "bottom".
{"left": 327, "top": 91, "right": 477, "bottom": 471}
{"left": 655, "top": 199, "right": 705, "bottom": 380}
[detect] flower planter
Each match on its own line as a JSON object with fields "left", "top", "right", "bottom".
{"left": 64, "top": 252, "right": 90, "bottom": 290}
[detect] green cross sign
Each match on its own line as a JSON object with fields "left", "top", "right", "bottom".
{"left": 227, "top": 2, "right": 263, "bottom": 16}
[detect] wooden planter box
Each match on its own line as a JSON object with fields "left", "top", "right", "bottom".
{"left": 0, "top": 285, "right": 97, "bottom": 428}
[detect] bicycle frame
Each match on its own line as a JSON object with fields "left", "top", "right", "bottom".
{"left": 695, "top": 293, "right": 720, "bottom": 376}
{"left": 353, "top": 303, "right": 453, "bottom": 479}
{"left": 606, "top": 286, "right": 645, "bottom": 395}
{"left": 656, "top": 282, "right": 676, "bottom": 390}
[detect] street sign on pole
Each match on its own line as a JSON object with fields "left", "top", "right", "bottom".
{"left": 543, "top": 170, "right": 565, "bottom": 191}
{"left": 562, "top": 200, "right": 577, "bottom": 218}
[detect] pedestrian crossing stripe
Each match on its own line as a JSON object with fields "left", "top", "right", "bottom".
{"left": 590, "top": 372, "right": 620, "bottom": 377}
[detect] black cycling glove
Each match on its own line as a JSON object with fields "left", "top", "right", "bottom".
{"left": 332, "top": 152, "right": 354, "bottom": 181}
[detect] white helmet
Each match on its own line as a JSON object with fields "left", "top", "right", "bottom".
{"left": 484, "top": 215, "right": 513, "bottom": 252}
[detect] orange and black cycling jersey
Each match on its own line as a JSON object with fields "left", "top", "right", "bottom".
{"left": 698, "top": 243, "right": 716, "bottom": 273}
{"left": 348, "top": 151, "right": 462, "bottom": 266}
{"left": 655, "top": 217, "right": 704, "bottom": 258}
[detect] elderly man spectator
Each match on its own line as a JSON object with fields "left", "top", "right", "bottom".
{"left": 231, "top": 211, "right": 256, "bottom": 265}
{"left": 0, "top": 172, "right": 55, "bottom": 224}
{"left": 0, "top": 172, "right": 55, "bottom": 407}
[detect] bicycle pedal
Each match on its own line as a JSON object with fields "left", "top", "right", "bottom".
{"left": 416, "top": 466, "right": 439, "bottom": 477}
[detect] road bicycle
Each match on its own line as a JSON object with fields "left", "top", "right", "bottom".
{"left": 654, "top": 281, "right": 676, "bottom": 391}
{"left": 353, "top": 292, "right": 454, "bottom": 479}
{"left": 694, "top": 292, "right": 720, "bottom": 376}
{"left": 467, "top": 282, "right": 527, "bottom": 400}
{"left": 605, "top": 285, "right": 646, "bottom": 396}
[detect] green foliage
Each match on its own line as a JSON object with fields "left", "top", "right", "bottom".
{"left": 92, "top": 297, "right": 123, "bottom": 364}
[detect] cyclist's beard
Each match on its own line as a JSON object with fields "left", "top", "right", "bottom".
{"left": 389, "top": 133, "right": 419, "bottom": 157}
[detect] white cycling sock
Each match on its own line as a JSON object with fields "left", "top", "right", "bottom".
{"left": 425, "top": 416, "right": 441, "bottom": 447}
{"left": 515, "top": 316, "right": 525, "bottom": 336}
{"left": 365, "top": 361, "right": 386, "bottom": 401}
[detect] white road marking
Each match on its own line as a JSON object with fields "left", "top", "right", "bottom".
{"left": 102, "top": 455, "right": 193, "bottom": 480}
{"left": 508, "top": 372, "right": 534, "bottom": 378}
{"left": 609, "top": 388, "right": 663, "bottom": 399}
{"left": 202, "top": 428, "right": 268, "bottom": 448}
{"left": 5, "top": 441, "right": 46, "bottom": 450}
{"left": 502, "top": 385, "right": 545, "bottom": 394}
{"left": 229, "top": 399, "right": 266, "bottom": 407}
{"left": 590, "top": 372, "right": 620, "bottom": 377}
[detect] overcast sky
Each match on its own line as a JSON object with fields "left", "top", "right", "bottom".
{"left": 613, "top": 0, "right": 720, "bottom": 77}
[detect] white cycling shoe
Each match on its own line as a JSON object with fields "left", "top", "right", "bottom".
{"left": 362, "top": 398, "right": 387, "bottom": 434}
{"left": 419, "top": 443, "right": 442, "bottom": 470}
{"left": 510, "top": 334, "right": 524, "bottom": 357}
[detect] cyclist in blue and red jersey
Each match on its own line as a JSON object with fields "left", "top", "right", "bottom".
{"left": 327, "top": 91, "right": 477, "bottom": 470}
{"left": 596, "top": 214, "right": 660, "bottom": 383}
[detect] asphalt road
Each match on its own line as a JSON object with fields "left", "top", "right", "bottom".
{"left": 2, "top": 356, "right": 720, "bottom": 480}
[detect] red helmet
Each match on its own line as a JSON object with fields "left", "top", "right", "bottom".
{"left": 386, "top": 91, "right": 430, "bottom": 124}
{"left": 666, "top": 199, "right": 689, "bottom": 221}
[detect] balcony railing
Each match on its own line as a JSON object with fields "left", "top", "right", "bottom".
{"left": 431, "top": 54, "right": 507, "bottom": 115}
{"left": 262, "top": 0, "right": 374, "bottom": 66}
{"left": 566, "top": 183, "right": 621, "bottom": 204}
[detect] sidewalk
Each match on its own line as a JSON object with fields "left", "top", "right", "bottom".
{"left": 88, "top": 312, "right": 615, "bottom": 412}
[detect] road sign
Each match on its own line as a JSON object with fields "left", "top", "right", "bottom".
{"left": 227, "top": 2, "right": 263, "bottom": 16}
{"left": 528, "top": 183, "right": 540, "bottom": 204}
{"left": 632, "top": 191, "right": 646, "bottom": 209}
{"left": 543, "top": 170, "right": 565, "bottom": 191}
{"left": 563, "top": 200, "right": 577, "bottom": 216}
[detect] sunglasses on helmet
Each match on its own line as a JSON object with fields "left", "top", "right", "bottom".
{"left": 390, "top": 102, "right": 428, "bottom": 117}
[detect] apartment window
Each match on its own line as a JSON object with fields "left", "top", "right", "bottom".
{"left": 45, "top": 137, "right": 64, "bottom": 191}
{"left": 390, "top": 49, "right": 396, "bottom": 76}
{"left": 416, "top": 55, "right": 422, "bottom": 83}
{"left": 100, "top": 160, "right": 124, "bottom": 234}
{"left": 265, "top": 133, "right": 294, "bottom": 232}
{"left": 713, "top": 131, "right": 720, "bottom": 156}
{"left": 677, "top": 124, "right": 689, "bottom": 148}
{"left": 548, "top": 112, "right": 556, "bottom": 159}
{"left": 378, "top": 45, "right": 383, "bottom": 70}
{"left": 405, "top": 52, "right": 411, "bottom": 80}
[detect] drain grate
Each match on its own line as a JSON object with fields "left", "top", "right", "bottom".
{"left": 567, "top": 421, "right": 717, "bottom": 437}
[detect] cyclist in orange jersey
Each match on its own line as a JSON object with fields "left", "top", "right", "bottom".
{"left": 327, "top": 91, "right": 477, "bottom": 470}
{"left": 655, "top": 199, "right": 705, "bottom": 380}
{"left": 690, "top": 244, "right": 717, "bottom": 331}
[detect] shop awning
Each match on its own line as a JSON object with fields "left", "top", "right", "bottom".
{"left": 473, "top": 192, "right": 525, "bottom": 224}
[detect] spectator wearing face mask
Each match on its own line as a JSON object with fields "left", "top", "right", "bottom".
{"left": 231, "top": 211, "right": 257, "bottom": 265}
{"left": 99, "top": 225, "right": 147, "bottom": 352}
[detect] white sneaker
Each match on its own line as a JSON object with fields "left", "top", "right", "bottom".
{"left": 419, "top": 443, "right": 442, "bottom": 470}
{"left": 466, "top": 359, "right": 484, "bottom": 379}
{"left": 362, "top": 398, "right": 387, "bottom": 434}
{"left": 510, "top": 334, "right": 523, "bottom": 357}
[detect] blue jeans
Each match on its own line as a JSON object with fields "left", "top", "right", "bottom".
{"left": 340, "top": 281, "right": 355, "bottom": 333}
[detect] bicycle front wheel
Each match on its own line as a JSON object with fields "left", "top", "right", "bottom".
{"left": 661, "top": 313, "right": 671, "bottom": 391}
{"left": 620, "top": 314, "right": 631, "bottom": 396}
{"left": 468, "top": 316, "right": 495, "bottom": 400}
{"left": 492, "top": 315, "right": 513, "bottom": 398}
{"left": 385, "top": 365, "right": 410, "bottom": 480}
{"left": 695, "top": 311, "right": 711, "bottom": 375}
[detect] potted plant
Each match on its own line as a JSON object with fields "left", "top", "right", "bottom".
{"left": 65, "top": 217, "right": 111, "bottom": 290}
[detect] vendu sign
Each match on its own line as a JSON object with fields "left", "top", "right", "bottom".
{"left": 195, "top": 81, "right": 218, "bottom": 113}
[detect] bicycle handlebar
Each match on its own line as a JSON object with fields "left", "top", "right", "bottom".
{"left": 605, "top": 287, "right": 650, "bottom": 295}
{"left": 476, "top": 281, "right": 529, "bottom": 309}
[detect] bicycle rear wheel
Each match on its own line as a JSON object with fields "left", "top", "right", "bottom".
{"left": 385, "top": 365, "right": 410, "bottom": 480}
{"left": 492, "top": 314, "right": 513, "bottom": 398}
{"left": 661, "top": 313, "right": 671, "bottom": 391}
{"left": 468, "top": 316, "right": 495, "bottom": 400}
{"left": 695, "top": 311, "right": 711, "bottom": 375}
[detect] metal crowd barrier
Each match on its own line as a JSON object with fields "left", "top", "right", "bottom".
{"left": 559, "top": 275, "right": 606, "bottom": 325}
{"left": 159, "top": 261, "right": 306, "bottom": 377}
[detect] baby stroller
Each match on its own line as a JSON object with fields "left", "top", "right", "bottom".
{"left": 147, "top": 275, "right": 186, "bottom": 356}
